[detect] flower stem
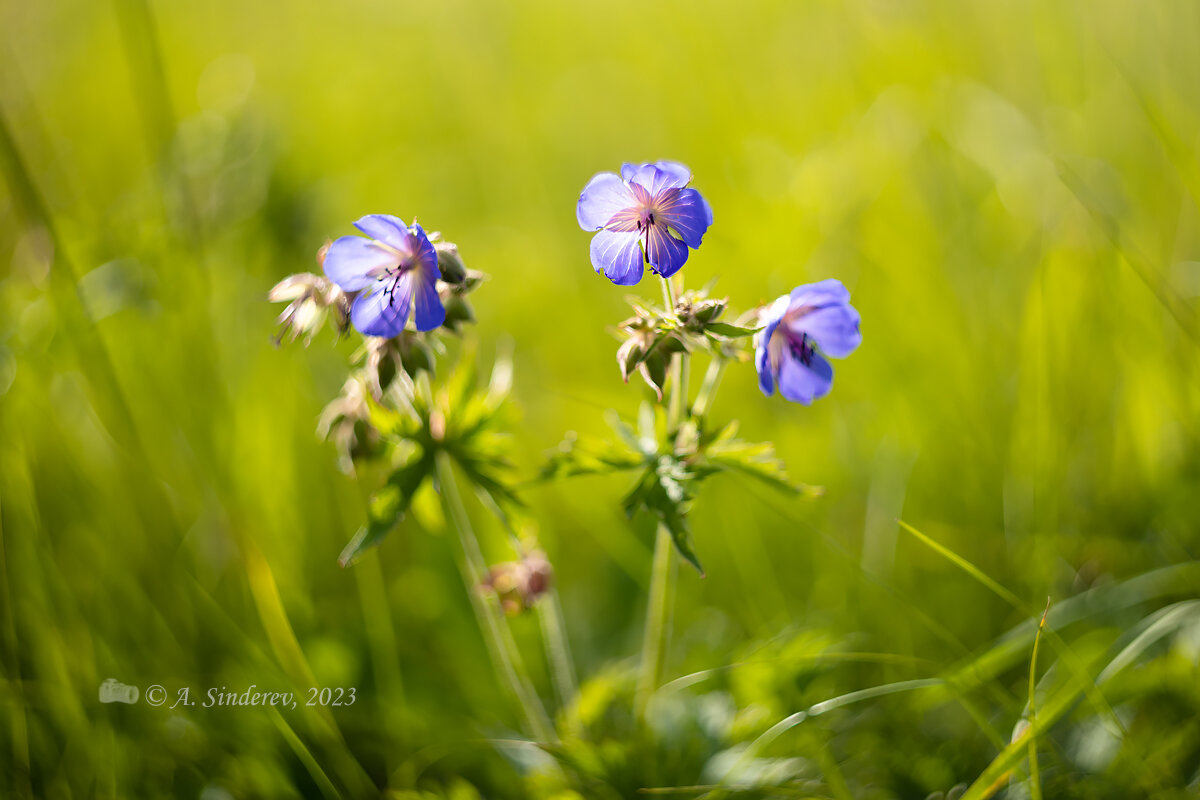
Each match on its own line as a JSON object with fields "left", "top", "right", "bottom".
{"left": 692, "top": 356, "right": 727, "bottom": 420}
{"left": 636, "top": 522, "right": 676, "bottom": 721}
{"left": 473, "top": 487, "right": 578, "bottom": 717}
{"left": 660, "top": 273, "right": 677, "bottom": 313}
{"left": 538, "top": 589, "right": 578, "bottom": 710}
{"left": 434, "top": 451, "right": 555, "bottom": 742}
{"left": 639, "top": 275, "right": 688, "bottom": 723}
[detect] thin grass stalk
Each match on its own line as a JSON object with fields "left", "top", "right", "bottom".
{"left": 434, "top": 451, "right": 555, "bottom": 742}
{"left": 1027, "top": 599, "right": 1050, "bottom": 800}
{"left": 538, "top": 589, "right": 579, "bottom": 711}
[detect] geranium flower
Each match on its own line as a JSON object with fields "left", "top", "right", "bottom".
{"left": 755, "top": 279, "right": 861, "bottom": 404}
{"left": 576, "top": 161, "right": 713, "bottom": 285}
{"left": 323, "top": 214, "right": 445, "bottom": 337}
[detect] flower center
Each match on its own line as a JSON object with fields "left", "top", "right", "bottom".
{"left": 769, "top": 325, "right": 815, "bottom": 373}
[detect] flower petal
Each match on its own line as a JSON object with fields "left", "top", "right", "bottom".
{"left": 792, "top": 303, "right": 861, "bottom": 358}
{"left": 657, "top": 187, "right": 713, "bottom": 249}
{"left": 577, "top": 172, "right": 634, "bottom": 231}
{"left": 324, "top": 235, "right": 399, "bottom": 291}
{"left": 644, "top": 225, "right": 689, "bottom": 278}
{"left": 789, "top": 278, "right": 851, "bottom": 308}
{"left": 776, "top": 350, "right": 834, "bottom": 405}
{"left": 353, "top": 215, "right": 410, "bottom": 249}
{"left": 589, "top": 229, "right": 644, "bottom": 285}
{"left": 351, "top": 275, "right": 412, "bottom": 337}
{"left": 629, "top": 162, "right": 693, "bottom": 196}
{"left": 412, "top": 272, "right": 445, "bottom": 331}
{"left": 755, "top": 338, "right": 775, "bottom": 396}
{"left": 409, "top": 223, "right": 442, "bottom": 279}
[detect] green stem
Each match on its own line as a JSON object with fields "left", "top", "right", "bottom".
{"left": 636, "top": 522, "right": 676, "bottom": 720}
{"left": 638, "top": 275, "right": 689, "bottom": 722}
{"left": 435, "top": 451, "right": 555, "bottom": 742}
{"left": 661, "top": 273, "right": 677, "bottom": 312}
{"left": 691, "top": 356, "right": 727, "bottom": 420}
{"left": 538, "top": 589, "right": 579, "bottom": 710}
{"left": 473, "top": 487, "right": 577, "bottom": 715}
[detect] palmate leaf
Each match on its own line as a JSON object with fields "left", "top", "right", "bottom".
{"left": 622, "top": 456, "right": 707, "bottom": 575}
{"left": 704, "top": 438, "right": 821, "bottom": 497}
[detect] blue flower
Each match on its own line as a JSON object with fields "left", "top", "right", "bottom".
{"left": 323, "top": 215, "right": 445, "bottom": 337}
{"left": 755, "top": 279, "right": 861, "bottom": 405}
{"left": 576, "top": 161, "right": 713, "bottom": 285}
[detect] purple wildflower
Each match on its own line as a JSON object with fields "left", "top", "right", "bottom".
{"left": 755, "top": 279, "right": 861, "bottom": 405}
{"left": 323, "top": 215, "right": 445, "bottom": 337}
{"left": 576, "top": 161, "right": 713, "bottom": 285}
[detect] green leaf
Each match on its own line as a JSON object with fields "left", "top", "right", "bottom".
{"left": 659, "top": 503, "right": 704, "bottom": 576}
{"left": 705, "top": 438, "right": 819, "bottom": 496}
{"left": 338, "top": 452, "right": 431, "bottom": 566}
{"left": 705, "top": 322, "right": 761, "bottom": 338}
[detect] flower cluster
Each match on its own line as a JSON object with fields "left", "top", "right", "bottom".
{"left": 577, "top": 161, "right": 862, "bottom": 407}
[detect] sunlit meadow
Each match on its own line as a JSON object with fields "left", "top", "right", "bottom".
{"left": 2, "top": 1, "right": 1200, "bottom": 798}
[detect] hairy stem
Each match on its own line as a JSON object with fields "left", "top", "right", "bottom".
{"left": 636, "top": 522, "right": 676, "bottom": 720}
{"left": 434, "top": 451, "right": 555, "bottom": 742}
{"left": 661, "top": 273, "right": 677, "bottom": 312}
{"left": 638, "top": 275, "right": 689, "bottom": 721}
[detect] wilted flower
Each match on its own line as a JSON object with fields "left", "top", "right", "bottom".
{"left": 323, "top": 214, "right": 445, "bottom": 337}
{"left": 318, "top": 377, "right": 380, "bottom": 474}
{"left": 481, "top": 550, "right": 554, "bottom": 615}
{"left": 755, "top": 279, "right": 861, "bottom": 405}
{"left": 576, "top": 161, "right": 713, "bottom": 285}
{"left": 269, "top": 249, "right": 351, "bottom": 346}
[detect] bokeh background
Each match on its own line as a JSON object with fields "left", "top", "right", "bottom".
{"left": 3, "top": 0, "right": 1200, "bottom": 797}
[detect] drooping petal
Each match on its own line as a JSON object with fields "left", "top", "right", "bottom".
{"left": 412, "top": 271, "right": 446, "bottom": 331}
{"left": 353, "top": 215, "right": 410, "bottom": 250}
{"left": 754, "top": 304, "right": 786, "bottom": 396}
{"left": 589, "top": 229, "right": 644, "bottom": 285}
{"left": 324, "top": 235, "right": 399, "bottom": 291}
{"left": 776, "top": 350, "right": 834, "bottom": 405}
{"left": 657, "top": 187, "right": 713, "bottom": 249}
{"left": 755, "top": 340, "right": 775, "bottom": 395}
{"left": 351, "top": 275, "right": 413, "bottom": 337}
{"left": 577, "top": 172, "right": 635, "bottom": 231}
{"left": 629, "top": 162, "right": 692, "bottom": 196}
{"left": 791, "top": 303, "right": 861, "bottom": 358}
{"left": 644, "top": 225, "right": 689, "bottom": 278}
{"left": 788, "top": 278, "right": 851, "bottom": 308}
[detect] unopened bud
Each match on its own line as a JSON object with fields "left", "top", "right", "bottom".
{"left": 433, "top": 241, "right": 469, "bottom": 284}
{"left": 480, "top": 550, "right": 554, "bottom": 615}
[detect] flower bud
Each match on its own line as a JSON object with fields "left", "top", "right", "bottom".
{"left": 433, "top": 241, "right": 469, "bottom": 285}
{"left": 480, "top": 550, "right": 554, "bottom": 615}
{"left": 363, "top": 333, "right": 434, "bottom": 399}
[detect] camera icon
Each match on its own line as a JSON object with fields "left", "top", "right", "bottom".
{"left": 99, "top": 679, "right": 140, "bottom": 704}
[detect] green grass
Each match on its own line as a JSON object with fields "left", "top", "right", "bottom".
{"left": 3, "top": 0, "right": 1200, "bottom": 797}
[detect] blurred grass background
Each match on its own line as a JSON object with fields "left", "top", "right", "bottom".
{"left": 2, "top": 0, "right": 1200, "bottom": 797}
